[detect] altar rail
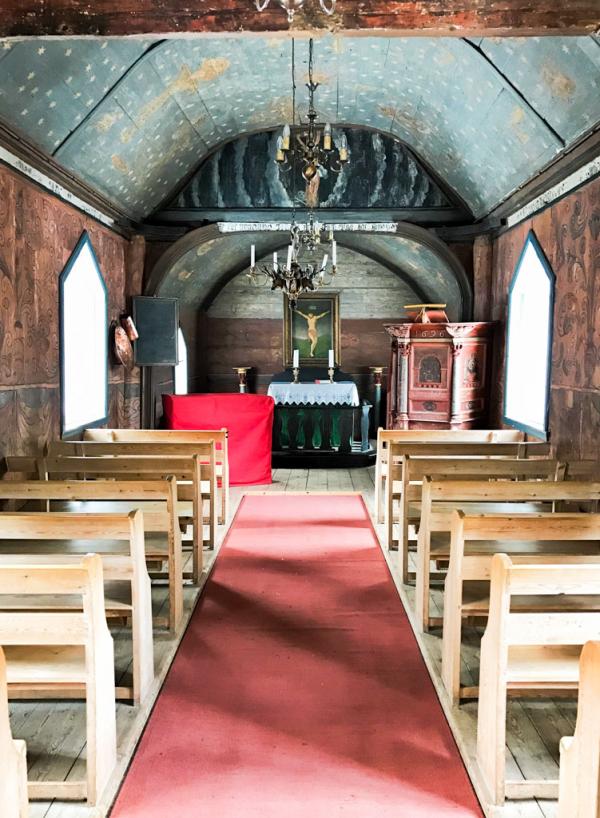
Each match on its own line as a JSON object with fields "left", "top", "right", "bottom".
{"left": 272, "top": 403, "right": 371, "bottom": 454}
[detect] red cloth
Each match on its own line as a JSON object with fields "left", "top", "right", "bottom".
{"left": 111, "top": 495, "right": 483, "bottom": 818}
{"left": 162, "top": 393, "right": 274, "bottom": 486}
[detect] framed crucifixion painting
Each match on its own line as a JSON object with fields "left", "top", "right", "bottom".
{"left": 283, "top": 292, "right": 341, "bottom": 367}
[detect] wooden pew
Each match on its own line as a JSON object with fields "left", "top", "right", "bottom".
{"left": 476, "top": 552, "right": 600, "bottom": 807}
{"left": 0, "top": 509, "right": 154, "bottom": 705}
{"left": 0, "top": 555, "right": 117, "bottom": 804}
{"left": 41, "top": 452, "right": 209, "bottom": 583}
{"left": 83, "top": 427, "right": 229, "bottom": 524}
{"left": 47, "top": 440, "right": 218, "bottom": 551}
{"left": 0, "top": 478, "right": 183, "bottom": 633}
{"left": 558, "top": 640, "right": 600, "bottom": 818}
{"left": 442, "top": 512, "right": 600, "bottom": 705}
{"left": 416, "top": 478, "right": 600, "bottom": 632}
{"left": 374, "top": 428, "right": 526, "bottom": 522}
{"left": 64, "top": 439, "right": 221, "bottom": 543}
{"left": 386, "top": 450, "right": 560, "bottom": 581}
{"left": 0, "top": 646, "right": 28, "bottom": 818}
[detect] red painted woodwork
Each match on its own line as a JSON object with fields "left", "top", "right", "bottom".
{"left": 384, "top": 321, "right": 494, "bottom": 430}
{"left": 162, "top": 393, "right": 274, "bottom": 485}
{"left": 0, "top": 0, "right": 596, "bottom": 37}
{"left": 0, "top": 163, "right": 142, "bottom": 458}
{"left": 485, "top": 174, "right": 600, "bottom": 460}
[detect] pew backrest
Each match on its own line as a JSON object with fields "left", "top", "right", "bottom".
{"left": 415, "top": 478, "right": 600, "bottom": 632}
{"left": 0, "top": 479, "right": 182, "bottom": 630}
{"left": 477, "top": 554, "right": 600, "bottom": 806}
{"left": 0, "top": 554, "right": 117, "bottom": 804}
{"left": 441, "top": 511, "right": 600, "bottom": 703}
{"left": 82, "top": 427, "right": 229, "bottom": 520}
{"left": 0, "top": 509, "right": 154, "bottom": 703}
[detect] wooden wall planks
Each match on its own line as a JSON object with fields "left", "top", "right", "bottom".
{"left": 484, "top": 174, "right": 600, "bottom": 459}
{"left": 0, "top": 163, "right": 142, "bottom": 456}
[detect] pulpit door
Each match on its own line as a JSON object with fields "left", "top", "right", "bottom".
{"left": 408, "top": 343, "right": 452, "bottom": 424}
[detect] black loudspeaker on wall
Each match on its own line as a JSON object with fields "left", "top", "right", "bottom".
{"left": 132, "top": 296, "right": 179, "bottom": 366}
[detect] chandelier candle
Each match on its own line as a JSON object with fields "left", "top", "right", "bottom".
{"left": 251, "top": 244, "right": 256, "bottom": 267}
{"left": 273, "top": 252, "right": 278, "bottom": 270}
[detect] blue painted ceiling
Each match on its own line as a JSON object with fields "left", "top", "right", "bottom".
{"left": 0, "top": 35, "right": 599, "bottom": 221}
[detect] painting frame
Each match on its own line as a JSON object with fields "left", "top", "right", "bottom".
{"left": 283, "top": 292, "right": 341, "bottom": 367}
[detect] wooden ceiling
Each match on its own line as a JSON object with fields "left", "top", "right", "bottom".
{"left": 0, "top": 0, "right": 598, "bottom": 38}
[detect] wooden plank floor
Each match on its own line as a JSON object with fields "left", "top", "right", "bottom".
{"left": 13, "top": 466, "right": 568, "bottom": 818}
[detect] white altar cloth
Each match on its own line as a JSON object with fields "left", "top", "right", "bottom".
{"left": 267, "top": 381, "right": 360, "bottom": 407}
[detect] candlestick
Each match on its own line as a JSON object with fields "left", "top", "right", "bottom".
{"left": 233, "top": 367, "right": 251, "bottom": 394}
{"left": 327, "top": 367, "right": 334, "bottom": 384}
{"left": 250, "top": 244, "right": 255, "bottom": 268}
{"left": 292, "top": 367, "right": 300, "bottom": 384}
{"left": 292, "top": 348, "right": 299, "bottom": 369}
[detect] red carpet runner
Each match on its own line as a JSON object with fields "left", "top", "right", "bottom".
{"left": 111, "top": 494, "right": 482, "bottom": 817}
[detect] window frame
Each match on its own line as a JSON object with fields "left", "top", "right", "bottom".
{"left": 174, "top": 325, "right": 188, "bottom": 395}
{"left": 502, "top": 229, "right": 555, "bottom": 440}
{"left": 59, "top": 231, "right": 109, "bottom": 438}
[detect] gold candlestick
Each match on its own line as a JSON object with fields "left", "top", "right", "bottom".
{"left": 233, "top": 367, "right": 251, "bottom": 393}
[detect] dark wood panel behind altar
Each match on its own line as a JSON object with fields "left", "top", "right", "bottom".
{"left": 197, "top": 316, "right": 394, "bottom": 395}
{"left": 0, "top": 163, "right": 142, "bottom": 457}
{"left": 485, "top": 174, "right": 600, "bottom": 459}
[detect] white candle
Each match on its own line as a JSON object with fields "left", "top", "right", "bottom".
{"left": 332, "top": 240, "right": 337, "bottom": 266}
{"left": 293, "top": 349, "right": 299, "bottom": 368}
{"left": 287, "top": 245, "right": 293, "bottom": 270}
{"left": 321, "top": 253, "right": 328, "bottom": 269}
{"left": 328, "top": 349, "right": 334, "bottom": 368}
{"left": 250, "top": 244, "right": 255, "bottom": 267}
{"left": 273, "top": 251, "right": 278, "bottom": 271}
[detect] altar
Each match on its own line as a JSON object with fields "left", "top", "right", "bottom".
{"left": 268, "top": 376, "right": 372, "bottom": 464}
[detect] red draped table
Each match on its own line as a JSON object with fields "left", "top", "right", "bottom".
{"left": 162, "top": 393, "right": 274, "bottom": 486}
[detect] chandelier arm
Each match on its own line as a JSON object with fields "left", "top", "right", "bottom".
{"left": 255, "top": 0, "right": 271, "bottom": 10}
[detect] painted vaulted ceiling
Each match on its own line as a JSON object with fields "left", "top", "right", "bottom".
{"left": 0, "top": 35, "right": 599, "bottom": 221}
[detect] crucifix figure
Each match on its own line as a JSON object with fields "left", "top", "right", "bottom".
{"left": 294, "top": 308, "right": 329, "bottom": 357}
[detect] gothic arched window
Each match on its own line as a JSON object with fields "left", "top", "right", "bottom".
{"left": 503, "top": 231, "right": 554, "bottom": 439}
{"left": 60, "top": 232, "right": 108, "bottom": 435}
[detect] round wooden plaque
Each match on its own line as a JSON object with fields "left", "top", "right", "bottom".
{"left": 113, "top": 325, "right": 134, "bottom": 369}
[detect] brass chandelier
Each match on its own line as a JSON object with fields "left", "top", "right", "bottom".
{"left": 247, "top": 216, "right": 338, "bottom": 304}
{"left": 247, "top": 39, "right": 342, "bottom": 303}
{"left": 275, "top": 38, "right": 349, "bottom": 182}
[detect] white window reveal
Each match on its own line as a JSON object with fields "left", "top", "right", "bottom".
{"left": 60, "top": 232, "right": 109, "bottom": 435}
{"left": 503, "top": 231, "right": 555, "bottom": 440}
{"left": 174, "top": 326, "right": 188, "bottom": 395}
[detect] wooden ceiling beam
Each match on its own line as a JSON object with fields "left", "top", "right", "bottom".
{"left": 0, "top": 1, "right": 598, "bottom": 38}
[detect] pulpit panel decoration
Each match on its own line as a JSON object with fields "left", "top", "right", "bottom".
{"left": 385, "top": 312, "right": 494, "bottom": 430}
